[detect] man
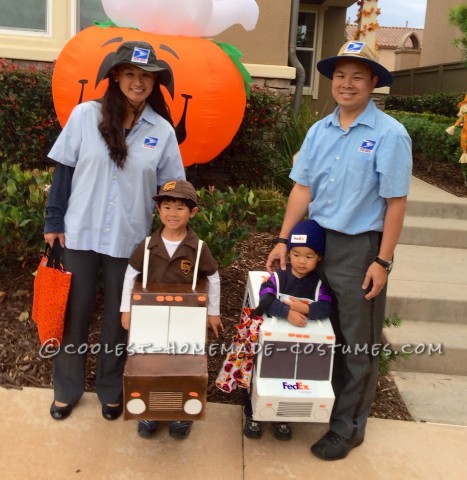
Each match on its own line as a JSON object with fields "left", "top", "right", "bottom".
{"left": 267, "top": 41, "right": 412, "bottom": 460}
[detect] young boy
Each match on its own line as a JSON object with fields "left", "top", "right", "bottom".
{"left": 120, "top": 179, "right": 224, "bottom": 439}
{"left": 243, "top": 219, "right": 332, "bottom": 441}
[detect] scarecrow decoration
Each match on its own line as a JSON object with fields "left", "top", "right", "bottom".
{"left": 446, "top": 94, "right": 467, "bottom": 164}
{"left": 52, "top": 0, "right": 259, "bottom": 167}
{"left": 354, "top": 0, "right": 380, "bottom": 49}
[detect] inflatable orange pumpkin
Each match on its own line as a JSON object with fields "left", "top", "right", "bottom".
{"left": 52, "top": 26, "right": 247, "bottom": 166}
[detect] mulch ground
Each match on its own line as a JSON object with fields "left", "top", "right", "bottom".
{"left": 412, "top": 153, "right": 466, "bottom": 198}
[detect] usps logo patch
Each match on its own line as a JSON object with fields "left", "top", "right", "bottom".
{"left": 344, "top": 41, "right": 364, "bottom": 54}
{"left": 291, "top": 234, "right": 307, "bottom": 244}
{"left": 358, "top": 139, "right": 376, "bottom": 154}
{"left": 131, "top": 47, "right": 150, "bottom": 65}
{"left": 143, "top": 137, "right": 159, "bottom": 149}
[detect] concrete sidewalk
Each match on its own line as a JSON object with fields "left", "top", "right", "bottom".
{"left": 1, "top": 387, "right": 466, "bottom": 480}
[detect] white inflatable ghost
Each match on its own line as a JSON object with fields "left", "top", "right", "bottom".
{"left": 101, "top": 0, "right": 259, "bottom": 37}
{"left": 204, "top": 0, "right": 259, "bottom": 37}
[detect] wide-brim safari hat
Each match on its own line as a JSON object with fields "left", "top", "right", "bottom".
{"left": 104, "top": 41, "right": 171, "bottom": 87}
{"left": 317, "top": 40, "right": 393, "bottom": 88}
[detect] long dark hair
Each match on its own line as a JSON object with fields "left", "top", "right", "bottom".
{"left": 98, "top": 73, "right": 174, "bottom": 169}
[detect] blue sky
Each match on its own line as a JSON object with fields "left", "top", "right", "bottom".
{"left": 347, "top": 0, "right": 427, "bottom": 28}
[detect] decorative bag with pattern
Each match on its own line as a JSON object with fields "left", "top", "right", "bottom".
{"left": 215, "top": 295, "right": 275, "bottom": 393}
{"left": 32, "top": 240, "right": 72, "bottom": 348}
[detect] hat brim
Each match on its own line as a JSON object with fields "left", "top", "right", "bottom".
{"left": 317, "top": 56, "right": 393, "bottom": 88}
{"left": 152, "top": 192, "right": 197, "bottom": 204}
{"left": 105, "top": 62, "right": 171, "bottom": 87}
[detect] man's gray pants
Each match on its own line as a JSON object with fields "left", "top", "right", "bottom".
{"left": 321, "top": 229, "right": 387, "bottom": 441}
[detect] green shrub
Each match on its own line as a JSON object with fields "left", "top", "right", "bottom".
{"left": 0, "top": 162, "right": 53, "bottom": 256}
{"left": 255, "top": 212, "right": 284, "bottom": 233}
{"left": 250, "top": 187, "right": 286, "bottom": 232}
{"left": 271, "top": 106, "right": 319, "bottom": 194}
{"left": 191, "top": 185, "right": 258, "bottom": 267}
{"left": 250, "top": 187, "right": 286, "bottom": 217}
{"left": 388, "top": 112, "right": 462, "bottom": 167}
{"left": 0, "top": 59, "right": 61, "bottom": 169}
{"left": 386, "top": 110, "right": 455, "bottom": 125}
{"left": 385, "top": 92, "right": 464, "bottom": 117}
{"left": 187, "top": 86, "right": 293, "bottom": 189}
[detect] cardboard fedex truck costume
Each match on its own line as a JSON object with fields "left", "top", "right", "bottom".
{"left": 123, "top": 238, "right": 208, "bottom": 421}
{"left": 245, "top": 271, "right": 335, "bottom": 423}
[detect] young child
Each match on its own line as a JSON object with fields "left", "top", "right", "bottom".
{"left": 120, "top": 179, "right": 224, "bottom": 440}
{"left": 243, "top": 219, "right": 332, "bottom": 441}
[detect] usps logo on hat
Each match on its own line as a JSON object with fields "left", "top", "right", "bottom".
{"left": 291, "top": 234, "right": 307, "bottom": 244}
{"left": 143, "top": 136, "right": 159, "bottom": 149}
{"left": 345, "top": 41, "right": 364, "bottom": 54}
{"left": 358, "top": 139, "right": 376, "bottom": 154}
{"left": 131, "top": 47, "right": 150, "bottom": 65}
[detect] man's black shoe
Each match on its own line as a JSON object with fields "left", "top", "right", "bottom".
{"left": 311, "top": 430, "right": 364, "bottom": 460}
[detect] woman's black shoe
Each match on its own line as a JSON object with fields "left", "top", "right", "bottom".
{"left": 102, "top": 403, "right": 123, "bottom": 421}
{"left": 50, "top": 402, "right": 73, "bottom": 420}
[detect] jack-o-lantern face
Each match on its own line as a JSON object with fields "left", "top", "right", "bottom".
{"left": 52, "top": 26, "right": 247, "bottom": 166}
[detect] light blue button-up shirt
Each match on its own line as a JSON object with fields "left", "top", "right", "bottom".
{"left": 48, "top": 101, "right": 185, "bottom": 258}
{"left": 290, "top": 100, "right": 412, "bottom": 235}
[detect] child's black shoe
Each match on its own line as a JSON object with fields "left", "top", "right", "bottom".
{"left": 272, "top": 422, "right": 292, "bottom": 441}
{"left": 169, "top": 420, "right": 193, "bottom": 439}
{"left": 137, "top": 420, "right": 158, "bottom": 438}
{"left": 243, "top": 416, "right": 263, "bottom": 439}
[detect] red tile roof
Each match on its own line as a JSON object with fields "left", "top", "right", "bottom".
{"left": 346, "top": 24, "right": 424, "bottom": 49}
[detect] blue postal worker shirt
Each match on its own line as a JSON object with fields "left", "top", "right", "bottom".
{"left": 290, "top": 100, "right": 412, "bottom": 234}
{"left": 47, "top": 101, "right": 185, "bottom": 258}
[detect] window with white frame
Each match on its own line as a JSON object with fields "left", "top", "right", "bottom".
{"left": 77, "top": 0, "right": 107, "bottom": 31}
{"left": 0, "top": 0, "right": 48, "bottom": 32}
{"left": 295, "top": 10, "right": 318, "bottom": 88}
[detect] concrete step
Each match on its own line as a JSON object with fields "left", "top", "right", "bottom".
{"left": 407, "top": 177, "right": 467, "bottom": 220}
{"left": 392, "top": 371, "right": 467, "bottom": 426}
{"left": 386, "top": 244, "right": 467, "bottom": 324}
{"left": 406, "top": 198, "right": 467, "bottom": 220}
{"left": 387, "top": 281, "right": 466, "bottom": 324}
{"left": 383, "top": 320, "right": 467, "bottom": 376}
{"left": 400, "top": 215, "right": 467, "bottom": 249}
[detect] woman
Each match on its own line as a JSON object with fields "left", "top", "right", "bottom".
{"left": 44, "top": 41, "right": 185, "bottom": 421}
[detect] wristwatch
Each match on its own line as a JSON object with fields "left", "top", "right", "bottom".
{"left": 274, "top": 237, "right": 288, "bottom": 245}
{"left": 374, "top": 256, "right": 393, "bottom": 273}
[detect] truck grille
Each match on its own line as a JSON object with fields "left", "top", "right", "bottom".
{"left": 277, "top": 402, "right": 313, "bottom": 417}
{"left": 149, "top": 392, "right": 183, "bottom": 411}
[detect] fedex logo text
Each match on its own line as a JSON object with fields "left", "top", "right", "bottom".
{"left": 282, "top": 381, "right": 310, "bottom": 390}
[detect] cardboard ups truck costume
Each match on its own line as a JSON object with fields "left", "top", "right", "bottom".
{"left": 123, "top": 238, "right": 209, "bottom": 421}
